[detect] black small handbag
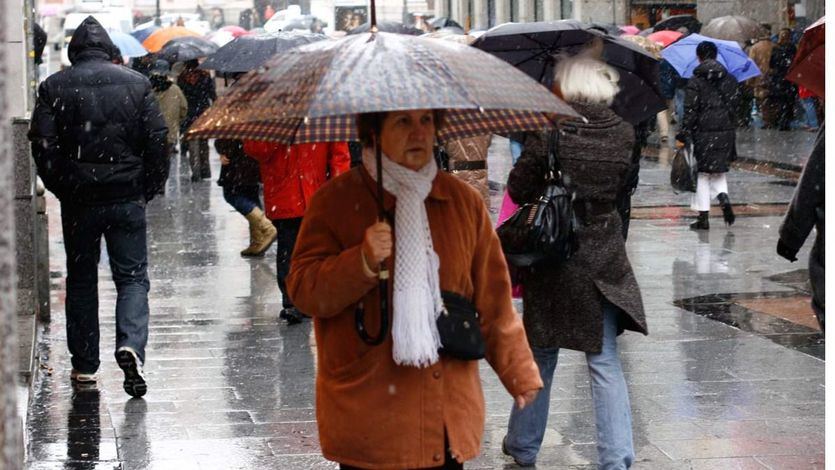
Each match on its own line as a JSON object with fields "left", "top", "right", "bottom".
{"left": 497, "top": 131, "right": 578, "bottom": 267}
{"left": 437, "top": 291, "right": 485, "bottom": 360}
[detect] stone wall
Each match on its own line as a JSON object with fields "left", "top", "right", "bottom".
{"left": 0, "top": 0, "right": 23, "bottom": 466}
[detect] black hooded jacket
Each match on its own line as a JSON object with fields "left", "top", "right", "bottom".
{"left": 29, "top": 16, "right": 169, "bottom": 204}
{"left": 681, "top": 59, "right": 739, "bottom": 173}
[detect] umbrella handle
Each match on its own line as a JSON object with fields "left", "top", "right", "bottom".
{"left": 355, "top": 141, "right": 390, "bottom": 345}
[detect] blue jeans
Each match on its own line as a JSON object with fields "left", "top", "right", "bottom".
{"left": 510, "top": 139, "right": 524, "bottom": 165}
{"left": 505, "top": 302, "right": 634, "bottom": 469}
{"left": 61, "top": 201, "right": 150, "bottom": 374}
{"left": 222, "top": 185, "right": 261, "bottom": 215}
{"left": 801, "top": 97, "right": 819, "bottom": 129}
{"left": 674, "top": 88, "right": 686, "bottom": 124}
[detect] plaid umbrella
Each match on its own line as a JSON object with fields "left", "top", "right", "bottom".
{"left": 187, "top": 31, "right": 579, "bottom": 144}
{"left": 189, "top": 29, "right": 578, "bottom": 346}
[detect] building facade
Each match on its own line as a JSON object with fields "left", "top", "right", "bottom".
{"left": 435, "top": 0, "right": 823, "bottom": 32}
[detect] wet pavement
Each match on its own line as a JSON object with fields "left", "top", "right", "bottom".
{"left": 25, "top": 141, "right": 824, "bottom": 469}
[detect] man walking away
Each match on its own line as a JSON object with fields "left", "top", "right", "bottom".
{"left": 769, "top": 29, "right": 798, "bottom": 131}
{"left": 778, "top": 125, "right": 825, "bottom": 330}
{"left": 29, "top": 16, "right": 169, "bottom": 397}
{"left": 677, "top": 41, "right": 739, "bottom": 231}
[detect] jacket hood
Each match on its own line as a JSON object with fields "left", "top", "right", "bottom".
{"left": 68, "top": 16, "right": 119, "bottom": 64}
{"left": 693, "top": 59, "right": 729, "bottom": 82}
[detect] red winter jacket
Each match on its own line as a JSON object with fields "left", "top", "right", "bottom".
{"left": 243, "top": 141, "right": 351, "bottom": 220}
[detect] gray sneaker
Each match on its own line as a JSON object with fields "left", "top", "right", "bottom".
{"left": 116, "top": 346, "right": 147, "bottom": 398}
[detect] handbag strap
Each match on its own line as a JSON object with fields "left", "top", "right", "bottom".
{"left": 546, "top": 129, "right": 561, "bottom": 183}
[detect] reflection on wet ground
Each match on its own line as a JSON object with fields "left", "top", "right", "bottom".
{"left": 25, "top": 148, "right": 823, "bottom": 469}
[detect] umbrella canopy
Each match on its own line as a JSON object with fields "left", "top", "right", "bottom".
{"left": 647, "top": 30, "right": 683, "bottom": 47}
{"left": 348, "top": 21, "right": 424, "bottom": 36}
{"left": 207, "top": 30, "right": 236, "bottom": 47}
{"left": 787, "top": 16, "right": 825, "bottom": 98}
{"left": 107, "top": 30, "right": 148, "bottom": 58}
{"left": 621, "top": 35, "right": 662, "bottom": 59}
{"left": 430, "top": 17, "right": 464, "bottom": 31}
{"left": 131, "top": 25, "right": 159, "bottom": 43}
{"left": 142, "top": 26, "right": 202, "bottom": 53}
{"left": 220, "top": 25, "right": 250, "bottom": 37}
{"left": 619, "top": 25, "right": 640, "bottom": 36}
{"left": 588, "top": 22, "right": 621, "bottom": 36}
{"left": 472, "top": 20, "right": 666, "bottom": 124}
{"left": 653, "top": 15, "right": 701, "bottom": 34}
{"left": 157, "top": 36, "right": 219, "bottom": 63}
{"left": 200, "top": 32, "right": 329, "bottom": 73}
{"left": 661, "top": 33, "right": 761, "bottom": 82}
{"left": 187, "top": 31, "right": 579, "bottom": 144}
{"left": 701, "top": 15, "right": 765, "bottom": 45}
{"left": 422, "top": 29, "right": 475, "bottom": 45}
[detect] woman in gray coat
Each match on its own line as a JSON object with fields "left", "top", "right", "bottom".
{"left": 502, "top": 54, "right": 648, "bottom": 470}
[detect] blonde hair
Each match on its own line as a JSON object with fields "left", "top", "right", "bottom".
{"left": 553, "top": 54, "right": 620, "bottom": 106}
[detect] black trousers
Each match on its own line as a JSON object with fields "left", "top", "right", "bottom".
{"left": 272, "top": 217, "right": 303, "bottom": 309}
{"left": 339, "top": 434, "right": 463, "bottom": 470}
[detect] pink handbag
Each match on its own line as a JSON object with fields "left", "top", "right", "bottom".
{"left": 496, "top": 191, "right": 523, "bottom": 299}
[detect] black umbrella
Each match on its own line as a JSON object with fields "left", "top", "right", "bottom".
{"left": 653, "top": 15, "right": 702, "bottom": 34}
{"left": 588, "top": 22, "right": 621, "bottom": 36}
{"left": 473, "top": 20, "right": 666, "bottom": 124}
{"left": 157, "top": 36, "right": 219, "bottom": 63}
{"left": 430, "top": 17, "right": 464, "bottom": 31}
{"left": 199, "top": 32, "right": 328, "bottom": 73}
{"left": 348, "top": 21, "right": 424, "bottom": 35}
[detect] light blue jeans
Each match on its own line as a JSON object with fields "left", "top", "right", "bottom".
{"left": 505, "top": 302, "right": 634, "bottom": 469}
{"left": 510, "top": 139, "right": 524, "bottom": 165}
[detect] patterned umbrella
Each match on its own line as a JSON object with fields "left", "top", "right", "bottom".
{"left": 187, "top": 31, "right": 579, "bottom": 144}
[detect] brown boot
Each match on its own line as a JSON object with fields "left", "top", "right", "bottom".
{"left": 241, "top": 208, "right": 277, "bottom": 257}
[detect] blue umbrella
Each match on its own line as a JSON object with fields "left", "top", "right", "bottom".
{"left": 108, "top": 30, "right": 148, "bottom": 58}
{"left": 661, "top": 33, "right": 760, "bottom": 82}
{"left": 130, "top": 25, "right": 159, "bottom": 43}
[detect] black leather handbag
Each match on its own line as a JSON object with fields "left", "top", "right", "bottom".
{"left": 437, "top": 291, "right": 485, "bottom": 360}
{"left": 497, "top": 131, "right": 578, "bottom": 267}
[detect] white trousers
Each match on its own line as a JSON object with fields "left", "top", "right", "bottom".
{"left": 691, "top": 173, "right": 729, "bottom": 212}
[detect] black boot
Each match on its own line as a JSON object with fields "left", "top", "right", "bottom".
{"left": 717, "top": 193, "right": 735, "bottom": 226}
{"left": 690, "top": 211, "right": 710, "bottom": 230}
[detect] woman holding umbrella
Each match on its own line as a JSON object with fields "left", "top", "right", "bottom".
{"left": 287, "top": 110, "right": 542, "bottom": 468}
{"left": 178, "top": 59, "right": 217, "bottom": 181}
{"left": 502, "top": 53, "right": 647, "bottom": 469}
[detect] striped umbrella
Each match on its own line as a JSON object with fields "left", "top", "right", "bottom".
{"left": 187, "top": 31, "right": 578, "bottom": 144}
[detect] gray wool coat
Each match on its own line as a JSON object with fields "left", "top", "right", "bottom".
{"left": 507, "top": 102, "right": 648, "bottom": 353}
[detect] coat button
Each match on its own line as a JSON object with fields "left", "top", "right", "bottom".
{"left": 433, "top": 453, "right": 442, "bottom": 462}
{"left": 432, "top": 371, "right": 441, "bottom": 379}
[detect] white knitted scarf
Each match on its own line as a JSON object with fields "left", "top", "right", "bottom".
{"left": 362, "top": 150, "right": 443, "bottom": 368}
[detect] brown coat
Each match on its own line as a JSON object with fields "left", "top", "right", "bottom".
{"left": 747, "top": 39, "right": 775, "bottom": 100}
{"left": 287, "top": 166, "right": 542, "bottom": 469}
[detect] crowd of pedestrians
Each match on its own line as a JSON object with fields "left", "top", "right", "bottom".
{"left": 28, "top": 14, "right": 823, "bottom": 470}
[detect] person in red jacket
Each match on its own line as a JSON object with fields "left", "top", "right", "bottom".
{"left": 244, "top": 140, "right": 351, "bottom": 324}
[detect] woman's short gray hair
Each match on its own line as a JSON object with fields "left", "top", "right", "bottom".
{"left": 553, "top": 54, "right": 620, "bottom": 106}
